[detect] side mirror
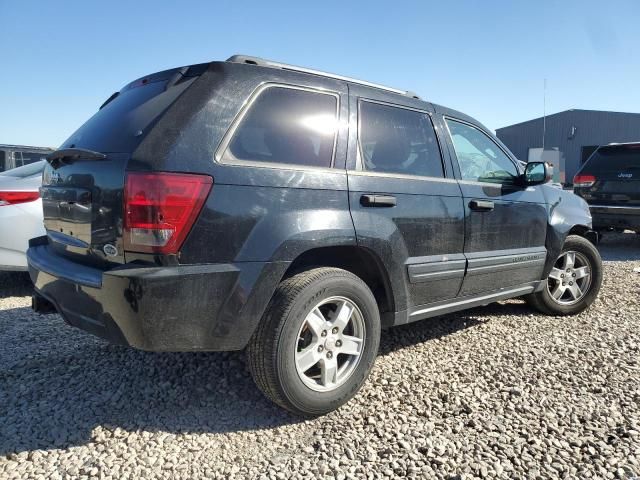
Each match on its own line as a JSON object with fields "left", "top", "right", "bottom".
{"left": 523, "top": 161, "right": 552, "bottom": 186}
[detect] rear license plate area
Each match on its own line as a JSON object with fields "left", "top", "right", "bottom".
{"left": 41, "top": 186, "right": 93, "bottom": 245}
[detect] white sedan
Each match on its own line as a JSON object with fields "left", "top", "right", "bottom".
{"left": 0, "top": 161, "right": 46, "bottom": 271}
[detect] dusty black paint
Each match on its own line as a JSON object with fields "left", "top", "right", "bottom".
{"left": 28, "top": 58, "right": 594, "bottom": 351}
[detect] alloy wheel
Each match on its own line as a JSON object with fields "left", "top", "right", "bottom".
{"left": 294, "top": 296, "right": 366, "bottom": 392}
{"left": 546, "top": 250, "right": 592, "bottom": 306}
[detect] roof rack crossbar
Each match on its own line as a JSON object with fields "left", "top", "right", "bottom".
{"left": 226, "top": 55, "right": 420, "bottom": 99}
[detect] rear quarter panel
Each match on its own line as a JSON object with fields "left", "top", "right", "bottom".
{"left": 141, "top": 63, "right": 355, "bottom": 264}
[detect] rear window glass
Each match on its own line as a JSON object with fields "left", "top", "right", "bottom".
{"left": 360, "top": 102, "right": 443, "bottom": 178}
{"left": 584, "top": 146, "right": 640, "bottom": 173}
{"left": 223, "top": 86, "right": 338, "bottom": 168}
{"left": 60, "top": 72, "right": 197, "bottom": 153}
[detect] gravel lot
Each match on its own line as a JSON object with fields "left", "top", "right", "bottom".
{"left": 1, "top": 232, "right": 639, "bottom": 479}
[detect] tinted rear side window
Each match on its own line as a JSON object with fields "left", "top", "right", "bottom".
{"left": 0, "top": 151, "right": 5, "bottom": 171}
{"left": 359, "top": 101, "right": 444, "bottom": 178}
{"left": 223, "top": 86, "right": 339, "bottom": 168}
{"left": 583, "top": 145, "right": 640, "bottom": 173}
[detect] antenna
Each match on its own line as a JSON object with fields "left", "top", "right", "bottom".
{"left": 542, "top": 78, "right": 547, "bottom": 150}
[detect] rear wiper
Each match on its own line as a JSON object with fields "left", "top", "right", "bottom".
{"left": 165, "top": 67, "right": 188, "bottom": 91}
{"left": 46, "top": 148, "right": 107, "bottom": 165}
{"left": 99, "top": 91, "right": 119, "bottom": 110}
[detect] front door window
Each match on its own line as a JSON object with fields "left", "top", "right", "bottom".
{"left": 446, "top": 119, "right": 518, "bottom": 184}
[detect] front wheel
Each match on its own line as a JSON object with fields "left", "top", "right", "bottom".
{"left": 526, "top": 235, "right": 603, "bottom": 315}
{"left": 246, "top": 267, "right": 381, "bottom": 417}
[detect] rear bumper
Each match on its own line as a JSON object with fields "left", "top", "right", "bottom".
{"left": 27, "top": 241, "right": 288, "bottom": 351}
{"left": 589, "top": 205, "right": 640, "bottom": 230}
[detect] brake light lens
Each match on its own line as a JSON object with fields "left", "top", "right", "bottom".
{"left": 0, "top": 191, "right": 40, "bottom": 206}
{"left": 573, "top": 174, "right": 596, "bottom": 188}
{"left": 124, "top": 172, "right": 213, "bottom": 254}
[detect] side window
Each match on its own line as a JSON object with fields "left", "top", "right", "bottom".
{"left": 359, "top": 101, "right": 444, "bottom": 178}
{"left": 446, "top": 119, "right": 518, "bottom": 183}
{"left": 223, "top": 86, "right": 338, "bottom": 168}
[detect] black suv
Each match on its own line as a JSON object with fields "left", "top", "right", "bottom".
{"left": 28, "top": 56, "right": 603, "bottom": 416}
{"left": 574, "top": 142, "right": 640, "bottom": 233}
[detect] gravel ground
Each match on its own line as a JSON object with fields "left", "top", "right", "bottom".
{"left": 1, "top": 232, "right": 639, "bottom": 479}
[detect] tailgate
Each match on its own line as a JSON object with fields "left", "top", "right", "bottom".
{"left": 586, "top": 176, "right": 640, "bottom": 206}
{"left": 575, "top": 144, "right": 640, "bottom": 206}
{"left": 41, "top": 152, "right": 129, "bottom": 266}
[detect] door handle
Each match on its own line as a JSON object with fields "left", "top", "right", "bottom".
{"left": 469, "top": 199, "right": 494, "bottom": 211}
{"left": 360, "top": 194, "right": 397, "bottom": 207}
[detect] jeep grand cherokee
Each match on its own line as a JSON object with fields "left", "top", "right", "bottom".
{"left": 574, "top": 142, "right": 640, "bottom": 233}
{"left": 28, "top": 55, "right": 602, "bottom": 416}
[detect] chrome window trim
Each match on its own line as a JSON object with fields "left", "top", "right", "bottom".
{"left": 215, "top": 82, "right": 341, "bottom": 170}
{"left": 346, "top": 169, "right": 458, "bottom": 184}
{"left": 443, "top": 116, "right": 520, "bottom": 186}
{"left": 456, "top": 179, "right": 504, "bottom": 188}
{"left": 589, "top": 204, "right": 640, "bottom": 211}
{"left": 355, "top": 99, "right": 448, "bottom": 180}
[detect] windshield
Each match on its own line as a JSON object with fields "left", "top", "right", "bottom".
{"left": 0, "top": 160, "right": 46, "bottom": 178}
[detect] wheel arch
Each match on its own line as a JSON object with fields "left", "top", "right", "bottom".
{"left": 544, "top": 222, "right": 597, "bottom": 277}
{"left": 282, "top": 245, "right": 397, "bottom": 318}
{"left": 568, "top": 224, "right": 599, "bottom": 245}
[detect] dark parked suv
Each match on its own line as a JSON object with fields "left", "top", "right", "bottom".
{"left": 29, "top": 56, "right": 603, "bottom": 416}
{"left": 573, "top": 142, "right": 640, "bottom": 233}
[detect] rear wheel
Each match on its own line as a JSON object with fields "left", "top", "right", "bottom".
{"left": 526, "top": 235, "right": 602, "bottom": 315}
{"left": 247, "top": 267, "right": 380, "bottom": 417}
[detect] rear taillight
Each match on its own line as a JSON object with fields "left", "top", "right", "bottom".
{"left": 0, "top": 191, "right": 40, "bottom": 206}
{"left": 573, "top": 174, "right": 596, "bottom": 188}
{"left": 124, "top": 172, "right": 213, "bottom": 254}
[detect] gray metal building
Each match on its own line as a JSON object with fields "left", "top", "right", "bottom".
{"left": 496, "top": 109, "right": 640, "bottom": 184}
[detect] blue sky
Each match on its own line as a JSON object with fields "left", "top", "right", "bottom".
{"left": 1, "top": 0, "right": 638, "bottom": 147}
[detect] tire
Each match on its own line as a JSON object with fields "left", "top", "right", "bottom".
{"left": 526, "top": 235, "right": 603, "bottom": 316}
{"left": 246, "top": 267, "right": 381, "bottom": 417}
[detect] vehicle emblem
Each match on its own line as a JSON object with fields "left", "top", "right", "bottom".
{"left": 49, "top": 171, "right": 62, "bottom": 184}
{"left": 619, "top": 172, "right": 633, "bottom": 179}
{"left": 103, "top": 244, "right": 118, "bottom": 257}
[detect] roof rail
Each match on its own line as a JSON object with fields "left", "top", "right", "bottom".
{"left": 607, "top": 141, "right": 640, "bottom": 146}
{"left": 226, "top": 55, "right": 420, "bottom": 99}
